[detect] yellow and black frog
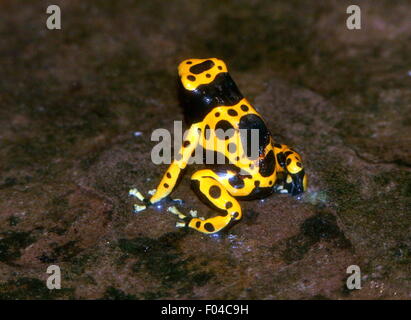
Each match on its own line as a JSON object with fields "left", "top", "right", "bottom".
{"left": 130, "top": 58, "right": 307, "bottom": 234}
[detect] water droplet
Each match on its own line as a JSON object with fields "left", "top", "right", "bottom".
{"left": 133, "top": 131, "right": 143, "bottom": 137}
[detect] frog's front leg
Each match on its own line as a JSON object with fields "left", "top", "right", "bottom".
{"left": 130, "top": 123, "right": 201, "bottom": 211}
{"left": 273, "top": 143, "right": 307, "bottom": 195}
{"left": 171, "top": 169, "right": 242, "bottom": 234}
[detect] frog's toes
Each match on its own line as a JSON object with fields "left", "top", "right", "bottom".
{"left": 129, "top": 188, "right": 152, "bottom": 212}
{"left": 176, "top": 221, "right": 187, "bottom": 228}
{"left": 274, "top": 185, "right": 289, "bottom": 194}
{"left": 134, "top": 204, "right": 147, "bottom": 213}
{"left": 129, "top": 188, "right": 145, "bottom": 201}
{"left": 167, "top": 206, "right": 187, "bottom": 220}
{"left": 168, "top": 206, "right": 202, "bottom": 229}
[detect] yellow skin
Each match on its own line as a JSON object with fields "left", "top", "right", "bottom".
{"left": 131, "top": 58, "right": 307, "bottom": 234}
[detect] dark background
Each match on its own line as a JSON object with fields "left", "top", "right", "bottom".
{"left": 0, "top": 0, "right": 410, "bottom": 299}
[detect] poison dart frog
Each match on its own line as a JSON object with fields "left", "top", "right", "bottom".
{"left": 130, "top": 58, "right": 307, "bottom": 234}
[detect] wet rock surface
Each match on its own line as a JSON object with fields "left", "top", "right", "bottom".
{"left": 0, "top": 0, "right": 410, "bottom": 299}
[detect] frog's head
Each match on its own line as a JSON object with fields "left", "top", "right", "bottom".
{"left": 177, "top": 58, "right": 243, "bottom": 124}
{"left": 178, "top": 58, "right": 228, "bottom": 91}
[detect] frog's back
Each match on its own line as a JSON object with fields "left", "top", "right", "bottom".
{"left": 178, "top": 58, "right": 274, "bottom": 173}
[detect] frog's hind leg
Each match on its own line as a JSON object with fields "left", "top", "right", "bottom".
{"left": 273, "top": 143, "right": 307, "bottom": 195}
{"left": 176, "top": 170, "right": 242, "bottom": 234}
